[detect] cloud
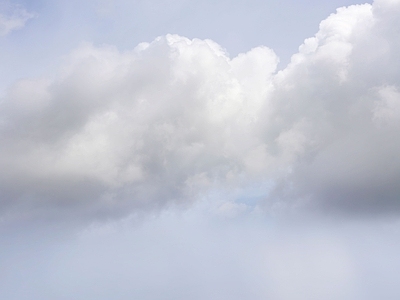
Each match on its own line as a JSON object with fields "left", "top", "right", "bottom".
{"left": 0, "top": 36, "right": 279, "bottom": 223}
{"left": 0, "top": 2, "right": 35, "bottom": 36}
{"left": 1, "top": 0, "right": 400, "bottom": 223}
{"left": 1, "top": 206, "right": 400, "bottom": 300}
{"left": 266, "top": 1, "right": 400, "bottom": 215}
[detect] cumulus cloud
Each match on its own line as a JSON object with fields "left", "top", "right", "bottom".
{"left": 0, "top": 2, "right": 35, "bottom": 36}
{"left": 0, "top": 36, "right": 279, "bottom": 222}
{"left": 267, "top": 1, "right": 400, "bottom": 215}
{"left": 1, "top": 0, "right": 400, "bottom": 223}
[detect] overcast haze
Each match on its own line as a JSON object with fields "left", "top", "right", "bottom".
{"left": 1, "top": 0, "right": 400, "bottom": 299}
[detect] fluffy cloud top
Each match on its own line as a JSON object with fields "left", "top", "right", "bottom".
{"left": 1, "top": 0, "right": 400, "bottom": 223}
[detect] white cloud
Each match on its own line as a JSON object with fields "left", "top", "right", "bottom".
{"left": 0, "top": 35, "right": 279, "bottom": 222}
{"left": 0, "top": 3, "right": 35, "bottom": 36}
{"left": 1, "top": 0, "right": 400, "bottom": 223}
{"left": 266, "top": 0, "right": 400, "bottom": 214}
{"left": 372, "top": 85, "right": 400, "bottom": 126}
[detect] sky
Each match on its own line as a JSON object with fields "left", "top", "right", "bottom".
{"left": 1, "top": 0, "right": 400, "bottom": 299}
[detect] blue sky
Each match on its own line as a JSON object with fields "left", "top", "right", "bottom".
{"left": 2, "top": 0, "right": 400, "bottom": 299}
